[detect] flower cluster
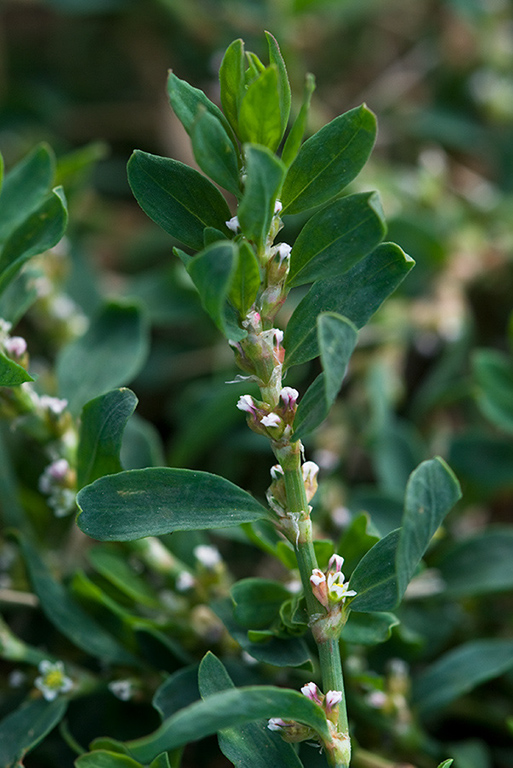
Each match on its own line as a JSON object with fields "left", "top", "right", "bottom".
{"left": 236, "top": 385, "right": 299, "bottom": 439}
{"left": 38, "top": 456, "right": 76, "bottom": 517}
{"left": 310, "top": 554, "right": 357, "bottom": 611}
{"left": 268, "top": 682, "right": 344, "bottom": 741}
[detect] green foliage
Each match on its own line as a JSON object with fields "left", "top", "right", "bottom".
{"left": 0, "top": 698, "right": 68, "bottom": 768}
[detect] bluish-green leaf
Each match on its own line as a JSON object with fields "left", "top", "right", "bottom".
{"left": 412, "top": 639, "right": 513, "bottom": 716}
{"left": 0, "top": 144, "right": 55, "bottom": 245}
{"left": 265, "top": 31, "right": 291, "bottom": 145}
{"left": 153, "top": 665, "right": 200, "bottom": 720}
{"left": 57, "top": 301, "right": 149, "bottom": 415}
{"left": 436, "top": 527, "right": 513, "bottom": 598}
{"left": 191, "top": 109, "right": 241, "bottom": 197}
{"left": 280, "top": 105, "right": 377, "bottom": 214}
{"left": 231, "top": 578, "right": 290, "bottom": 629}
{"left": 284, "top": 243, "right": 414, "bottom": 368}
{"left": 281, "top": 73, "right": 315, "bottom": 168}
{"left": 16, "top": 534, "right": 137, "bottom": 665}
{"left": 88, "top": 544, "right": 160, "bottom": 607}
{"left": 238, "top": 66, "right": 283, "bottom": 152}
{"left": 472, "top": 349, "right": 513, "bottom": 434}
{"left": 229, "top": 240, "right": 261, "bottom": 316}
{"left": 0, "top": 351, "right": 34, "bottom": 386}
{"left": 0, "top": 187, "right": 68, "bottom": 295}
{"left": 287, "top": 192, "right": 386, "bottom": 287}
{"left": 342, "top": 611, "right": 398, "bottom": 645}
{"left": 76, "top": 751, "right": 144, "bottom": 768}
{"left": 238, "top": 145, "right": 286, "bottom": 250}
{"left": 349, "top": 529, "right": 400, "bottom": 612}
{"left": 187, "top": 240, "right": 245, "bottom": 340}
{"left": 198, "top": 652, "right": 304, "bottom": 768}
{"left": 219, "top": 39, "right": 246, "bottom": 136}
{"left": 77, "top": 467, "right": 268, "bottom": 541}
{"left": 396, "top": 457, "right": 461, "bottom": 600}
{"left": 128, "top": 150, "right": 231, "bottom": 251}
{"left": 0, "top": 697, "right": 67, "bottom": 768}
{"left": 167, "top": 71, "right": 236, "bottom": 148}
{"left": 121, "top": 683, "right": 330, "bottom": 763}
{"left": 77, "top": 388, "right": 138, "bottom": 489}
{"left": 293, "top": 313, "right": 357, "bottom": 440}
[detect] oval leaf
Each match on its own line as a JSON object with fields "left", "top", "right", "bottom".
{"left": 238, "top": 66, "right": 283, "bottom": 152}
{"left": 0, "top": 697, "right": 67, "bottom": 768}
{"left": 191, "top": 109, "right": 241, "bottom": 197}
{"left": 238, "top": 145, "right": 286, "bottom": 250}
{"left": 127, "top": 150, "right": 231, "bottom": 251}
{"left": 280, "top": 105, "right": 377, "bottom": 215}
{"left": 167, "top": 71, "right": 236, "bottom": 148}
{"left": 349, "top": 529, "right": 400, "bottom": 613}
{"left": 77, "top": 467, "right": 268, "bottom": 541}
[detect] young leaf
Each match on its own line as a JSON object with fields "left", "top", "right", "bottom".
{"left": 280, "top": 104, "right": 377, "bottom": 214}
{"left": 281, "top": 73, "right": 315, "bottom": 168}
{"left": 0, "top": 698, "right": 67, "bottom": 768}
{"left": 238, "top": 145, "right": 286, "bottom": 250}
{"left": 77, "top": 388, "right": 138, "bottom": 489}
{"left": 219, "top": 39, "right": 246, "bottom": 135}
{"left": 121, "top": 683, "right": 331, "bottom": 764}
{"left": 412, "top": 639, "right": 513, "bottom": 717}
{"left": 57, "top": 301, "right": 149, "bottom": 415}
{"left": 0, "top": 144, "right": 55, "bottom": 245}
{"left": 287, "top": 192, "right": 386, "bottom": 287}
{"left": 127, "top": 150, "right": 231, "bottom": 251}
{"left": 0, "top": 187, "right": 68, "bottom": 296}
{"left": 284, "top": 243, "right": 414, "bottom": 368}
{"left": 187, "top": 240, "right": 245, "bottom": 340}
{"left": 348, "top": 529, "right": 400, "bottom": 612}
{"left": 293, "top": 313, "right": 358, "bottom": 440}
{"left": 191, "top": 109, "right": 241, "bottom": 197}
{"left": 396, "top": 457, "right": 461, "bottom": 600}
{"left": 238, "top": 66, "right": 283, "bottom": 152}
{"left": 265, "top": 31, "right": 291, "bottom": 143}
{"left": 76, "top": 467, "right": 268, "bottom": 541}
{"left": 198, "top": 652, "right": 304, "bottom": 768}
{"left": 167, "top": 71, "right": 236, "bottom": 148}
{"left": 0, "top": 351, "right": 34, "bottom": 386}
{"left": 228, "top": 240, "right": 261, "bottom": 316}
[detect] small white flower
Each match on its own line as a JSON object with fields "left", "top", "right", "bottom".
{"left": 280, "top": 387, "right": 299, "bottom": 408}
{"left": 108, "top": 679, "right": 133, "bottom": 701}
{"left": 270, "top": 464, "right": 284, "bottom": 480}
{"left": 267, "top": 717, "right": 289, "bottom": 732}
{"left": 4, "top": 336, "right": 27, "bottom": 357}
{"left": 274, "top": 200, "right": 283, "bottom": 214}
{"left": 310, "top": 569, "right": 326, "bottom": 587}
{"left": 34, "top": 660, "right": 73, "bottom": 701}
{"left": 328, "top": 554, "right": 345, "bottom": 573}
{"left": 302, "top": 461, "right": 319, "bottom": 485}
{"left": 175, "top": 571, "right": 195, "bottom": 592}
{"left": 285, "top": 578, "right": 302, "bottom": 594}
{"left": 194, "top": 544, "right": 221, "bottom": 569}
{"left": 327, "top": 571, "right": 357, "bottom": 602}
{"left": 261, "top": 412, "right": 281, "bottom": 428}
{"left": 236, "top": 394, "right": 256, "bottom": 414}
{"left": 0, "top": 319, "right": 12, "bottom": 335}
{"left": 301, "top": 682, "right": 322, "bottom": 705}
{"left": 48, "top": 458, "right": 70, "bottom": 481}
{"left": 225, "top": 216, "right": 240, "bottom": 233}
{"left": 276, "top": 242, "right": 292, "bottom": 264}
{"left": 325, "top": 690, "right": 343, "bottom": 708}
{"left": 366, "top": 690, "right": 387, "bottom": 709}
{"left": 273, "top": 329, "right": 284, "bottom": 346}
{"left": 39, "top": 396, "right": 68, "bottom": 416}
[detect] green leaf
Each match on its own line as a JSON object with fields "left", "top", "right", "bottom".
{"left": 127, "top": 150, "right": 231, "bottom": 251}
{"left": 198, "top": 652, "right": 304, "bottom": 768}
{"left": 191, "top": 109, "right": 241, "bottom": 197}
{"left": 472, "top": 349, "right": 513, "bottom": 433}
{"left": 0, "top": 351, "right": 34, "bottom": 386}
{"left": 219, "top": 39, "right": 246, "bottom": 135}
{"left": 228, "top": 240, "right": 261, "bottom": 316}
{"left": 16, "top": 534, "right": 137, "bottom": 665}
{"left": 57, "top": 301, "right": 149, "bottom": 415}
{"left": 77, "top": 467, "right": 268, "bottom": 541}
{"left": 88, "top": 545, "right": 160, "bottom": 607}
{"left": 284, "top": 243, "right": 414, "bottom": 368}
{"left": 280, "top": 105, "right": 377, "bottom": 214}
{"left": 187, "top": 240, "right": 245, "bottom": 340}
{"left": 231, "top": 578, "right": 290, "bottom": 629}
{"left": 396, "top": 457, "right": 461, "bottom": 599}
{"left": 436, "top": 761, "right": 453, "bottom": 768}
{"left": 265, "top": 31, "right": 291, "bottom": 144}
{"left": 76, "top": 751, "right": 144, "bottom": 768}
{"left": 293, "top": 313, "right": 358, "bottom": 440}
{"left": 436, "top": 527, "right": 513, "bottom": 598}
{"left": 0, "top": 697, "right": 67, "bottom": 768}
{"left": 238, "top": 145, "right": 286, "bottom": 250}
{"left": 167, "top": 71, "right": 236, "bottom": 148}
{"left": 349, "top": 529, "right": 400, "bottom": 612}
{"left": 153, "top": 665, "right": 200, "bottom": 720}
{"left": 287, "top": 192, "right": 386, "bottom": 287}
{"left": 412, "top": 639, "right": 513, "bottom": 717}
{"left": 281, "top": 73, "right": 315, "bottom": 168}
{"left": 0, "top": 151, "right": 3, "bottom": 193}
{"left": 238, "top": 66, "right": 283, "bottom": 152}
{"left": 121, "top": 683, "right": 330, "bottom": 764}
{"left": 0, "top": 187, "right": 68, "bottom": 296}
{"left": 342, "top": 611, "right": 398, "bottom": 645}
{"left": 0, "top": 144, "right": 55, "bottom": 245}
{"left": 77, "top": 388, "right": 138, "bottom": 489}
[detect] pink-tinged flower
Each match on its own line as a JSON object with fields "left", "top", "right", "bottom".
{"left": 261, "top": 412, "right": 281, "bottom": 428}
{"left": 280, "top": 387, "right": 299, "bottom": 409}
{"left": 273, "top": 329, "right": 284, "bottom": 346}
{"left": 267, "top": 717, "right": 290, "bottom": 732}
{"left": 274, "top": 200, "right": 283, "bottom": 214}
{"left": 366, "top": 690, "right": 387, "bottom": 709}
{"left": 310, "top": 568, "right": 329, "bottom": 609}
{"left": 4, "top": 336, "right": 27, "bottom": 357}
{"left": 39, "top": 395, "right": 68, "bottom": 416}
{"left": 301, "top": 682, "right": 323, "bottom": 705}
{"left": 325, "top": 690, "right": 343, "bottom": 709}
{"left": 225, "top": 216, "right": 240, "bottom": 233}
{"left": 236, "top": 394, "right": 257, "bottom": 414}
{"left": 328, "top": 554, "right": 345, "bottom": 573}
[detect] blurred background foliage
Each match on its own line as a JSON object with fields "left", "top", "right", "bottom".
{"left": 1, "top": 1, "right": 513, "bottom": 767}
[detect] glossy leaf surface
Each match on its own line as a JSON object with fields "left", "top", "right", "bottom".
{"left": 77, "top": 467, "right": 268, "bottom": 541}
{"left": 280, "top": 105, "right": 376, "bottom": 214}
{"left": 128, "top": 150, "right": 231, "bottom": 251}
{"left": 349, "top": 529, "right": 400, "bottom": 612}
{"left": 287, "top": 192, "right": 386, "bottom": 287}
{"left": 167, "top": 71, "right": 235, "bottom": 145}
{"left": 284, "top": 243, "right": 414, "bottom": 368}
{"left": 191, "top": 109, "right": 241, "bottom": 197}
{"left": 238, "top": 145, "right": 285, "bottom": 249}
{"left": 77, "top": 388, "right": 138, "bottom": 489}
{"left": 219, "top": 39, "right": 245, "bottom": 135}
{"left": 238, "top": 66, "right": 283, "bottom": 152}
{"left": 396, "top": 457, "right": 461, "bottom": 599}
